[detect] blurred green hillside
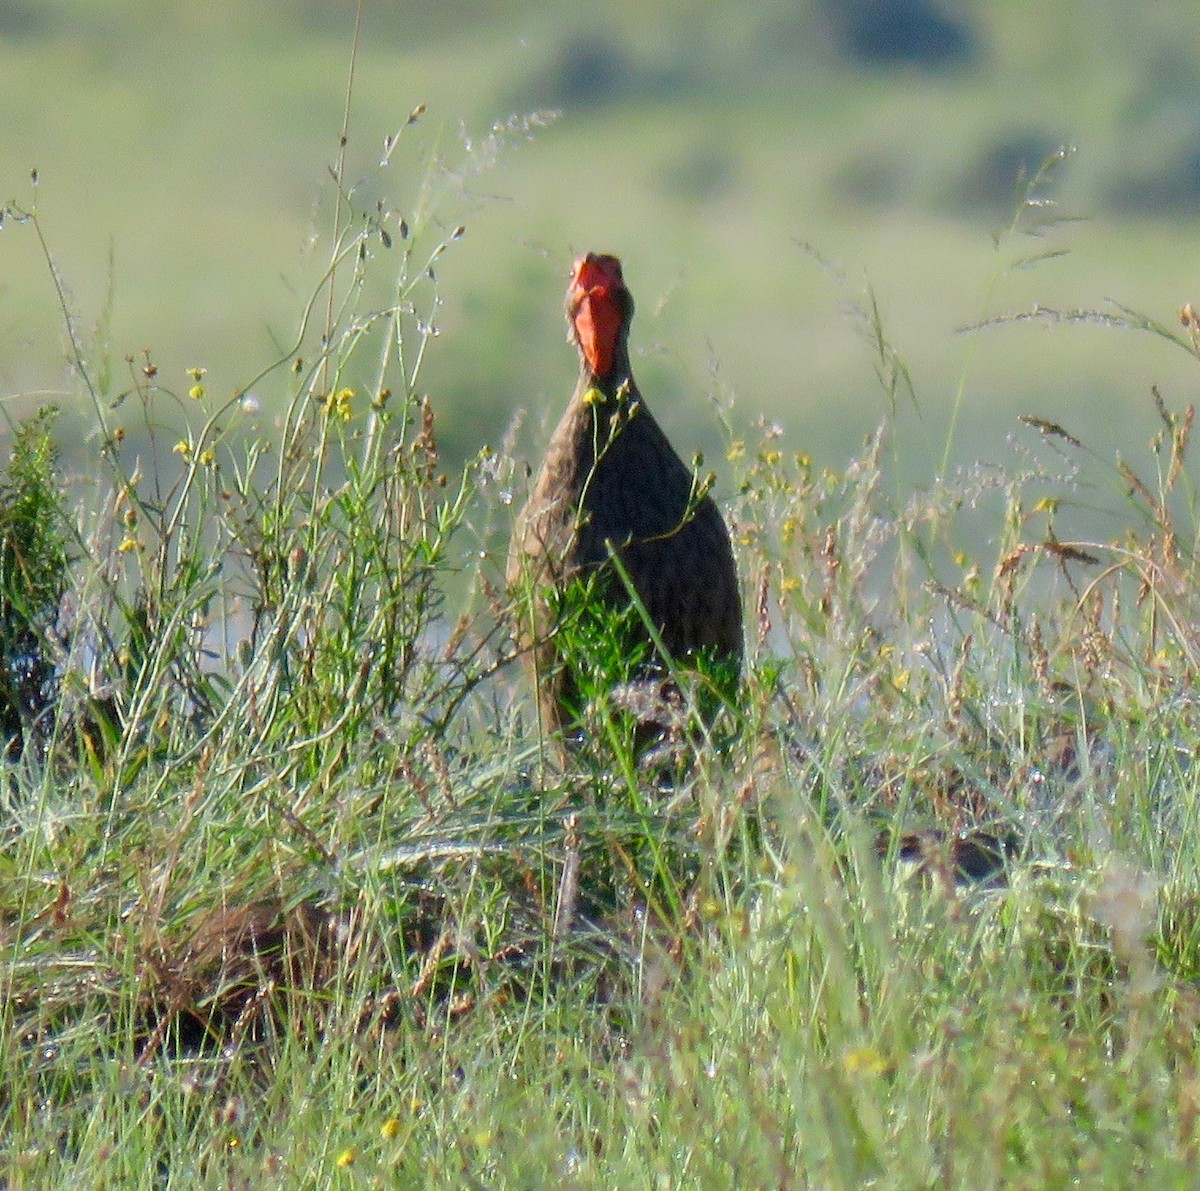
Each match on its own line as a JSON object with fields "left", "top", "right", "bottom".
{"left": 3, "top": 0, "right": 1200, "bottom": 482}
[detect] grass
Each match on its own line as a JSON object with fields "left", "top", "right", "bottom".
{"left": 7, "top": 32, "right": 1200, "bottom": 1191}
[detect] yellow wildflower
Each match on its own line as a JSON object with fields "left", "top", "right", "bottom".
{"left": 172, "top": 439, "right": 192, "bottom": 458}
{"left": 380, "top": 1118, "right": 401, "bottom": 1139}
{"left": 186, "top": 367, "right": 206, "bottom": 397}
{"left": 335, "top": 1148, "right": 355, "bottom": 1167}
{"left": 326, "top": 387, "right": 355, "bottom": 421}
{"left": 842, "top": 1046, "right": 892, "bottom": 1076}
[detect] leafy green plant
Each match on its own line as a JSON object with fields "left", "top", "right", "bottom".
{"left": 0, "top": 406, "right": 70, "bottom": 756}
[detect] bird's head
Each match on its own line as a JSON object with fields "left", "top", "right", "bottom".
{"left": 566, "top": 253, "right": 634, "bottom": 380}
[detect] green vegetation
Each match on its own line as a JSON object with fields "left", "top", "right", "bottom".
{"left": 4, "top": 72, "right": 1200, "bottom": 1186}
{"left": 0, "top": 407, "right": 70, "bottom": 753}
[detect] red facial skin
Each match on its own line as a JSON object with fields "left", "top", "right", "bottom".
{"left": 569, "top": 254, "right": 625, "bottom": 379}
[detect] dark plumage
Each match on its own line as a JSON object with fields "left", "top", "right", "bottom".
{"left": 508, "top": 253, "right": 742, "bottom": 742}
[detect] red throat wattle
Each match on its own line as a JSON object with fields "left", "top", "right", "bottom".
{"left": 570, "top": 254, "right": 624, "bottom": 378}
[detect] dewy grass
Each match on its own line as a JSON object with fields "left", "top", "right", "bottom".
{"left": 9, "top": 77, "right": 1200, "bottom": 1191}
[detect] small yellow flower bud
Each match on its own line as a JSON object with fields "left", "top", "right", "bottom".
{"left": 325, "top": 388, "right": 355, "bottom": 421}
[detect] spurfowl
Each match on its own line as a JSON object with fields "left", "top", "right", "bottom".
{"left": 507, "top": 252, "right": 742, "bottom": 744}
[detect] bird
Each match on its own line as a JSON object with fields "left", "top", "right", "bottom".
{"left": 507, "top": 252, "right": 743, "bottom": 748}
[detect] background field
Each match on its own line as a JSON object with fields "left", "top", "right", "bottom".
{"left": 4, "top": 1, "right": 1200, "bottom": 489}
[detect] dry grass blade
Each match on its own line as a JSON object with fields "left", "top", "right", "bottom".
{"left": 1018, "top": 414, "right": 1083, "bottom": 450}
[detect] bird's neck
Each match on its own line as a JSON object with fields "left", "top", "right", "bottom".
{"left": 577, "top": 339, "right": 636, "bottom": 403}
